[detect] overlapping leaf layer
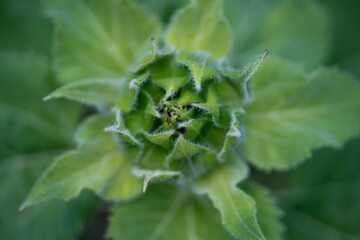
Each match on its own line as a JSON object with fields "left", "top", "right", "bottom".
{"left": 19, "top": 0, "right": 360, "bottom": 239}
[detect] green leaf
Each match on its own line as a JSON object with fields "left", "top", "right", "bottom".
{"left": 132, "top": 168, "right": 182, "bottom": 192}
{"left": 0, "top": 4, "right": 96, "bottom": 238}
{"left": 224, "top": 0, "right": 329, "bottom": 68}
{"left": 177, "top": 51, "right": 218, "bottom": 91}
{"left": 178, "top": 118, "right": 207, "bottom": 139}
{"left": 0, "top": 0, "right": 52, "bottom": 54}
{"left": 219, "top": 111, "right": 242, "bottom": 158}
{"left": 136, "top": 0, "right": 185, "bottom": 22}
{"left": 318, "top": 0, "right": 360, "bottom": 78}
{"left": 119, "top": 71, "right": 150, "bottom": 112}
{"left": 47, "top": 0, "right": 161, "bottom": 82}
{"left": 240, "top": 58, "right": 360, "bottom": 170}
{"left": 107, "top": 184, "right": 235, "bottom": 240}
{"left": 131, "top": 37, "right": 174, "bottom": 72}
{"left": 0, "top": 50, "right": 80, "bottom": 160}
{"left": 191, "top": 87, "right": 220, "bottom": 124}
{"left": 195, "top": 156, "right": 265, "bottom": 240}
{"left": 177, "top": 86, "right": 204, "bottom": 105}
{"left": 211, "top": 79, "right": 242, "bottom": 109}
{"left": 168, "top": 135, "right": 217, "bottom": 167}
{"left": 219, "top": 50, "right": 269, "bottom": 103}
{"left": 282, "top": 137, "right": 360, "bottom": 239}
{"left": 105, "top": 109, "right": 144, "bottom": 147}
{"left": 195, "top": 156, "right": 266, "bottom": 240}
{"left": 0, "top": 154, "right": 97, "bottom": 240}
{"left": 47, "top": 71, "right": 150, "bottom": 113}
{"left": 21, "top": 115, "right": 142, "bottom": 209}
{"left": 166, "top": 0, "right": 232, "bottom": 58}
{"left": 241, "top": 182, "right": 283, "bottom": 240}
{"left": 143, "top": 92, "right": 162, "bottom": 118}
{"left": 153, "top": 76, "right": 189, "bottom": 99}
{"left": 140, "top": 130, "right": 175, "bottom": 147}
{"left": 44, "top": 78, "right": 123, "bottom": 109}
{"left": 139, "top": 144, "right": 169, "bottom": 169}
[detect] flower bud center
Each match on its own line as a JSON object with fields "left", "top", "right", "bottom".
{"left": 160, "top": 102, "right": 183, "bottom": 127}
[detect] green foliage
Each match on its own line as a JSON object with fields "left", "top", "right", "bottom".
{"left": 240, "top": 57, "right": 360, "bottom": 170}
{"left": 0, "top": 11, "right": 95, "bottom": 238}
{"left": 0, "top": 155, "right": 97, "bottom": 240}
{"left": 176, "top": 52, "right": 218, "bottom": 91}
{"left": 46, "top": 0, "right": 162, "bottom": 83}
{"left": 107, "top": 184, "right": 235, "bottom": 240}
{"left": 21, "top": 115, "right": 143, "bottom": 209}
{"left": 2, "top": 0, "right": 360, "bottom": 239}
{"left": 241, "top": 182, "right": 283, "bottom": 240}
{"left": 224, "top": 0, "right": 329, "bottom": 68}
{"left": 44, "top": 79, "right": 123, "bottom": 110}
{"left": 132, "top": 168, "right": 182, "bottom": 192}
{"left": 0, "top": 0, "right": 53, "bottom": 54}
{"left": 195, "top": 156, "right": 266, "bottom": 240}
{"left": 282, "top": 138, "right": 360, "bottom": 239}
{"left": 0, "top": 51, "right": 80, "bottom": 159}
{"left": 166, "top": 0, "right": 231, "bottom": 58}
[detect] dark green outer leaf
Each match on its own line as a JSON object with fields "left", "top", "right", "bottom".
{"left": 0, "top": 50, "right": 80, "bottom": 160}
{"left": 0, "top": 152, "right": 97, "bottom": 240}
{"left": 0, "top": 0, "right": 52, "bottom": 54}
{"left": 241, "top": 182, "right": 283, "bottom": 240}
{"left": 224, "top": 0, "right": 329, "bottom": 68}
{"left": 136, "top": 0, "right": 186, "bottom": 22}
{"left": 282, "top": 137, "right": 360, "bottom": 239}
{"left": 0, "top": 1, "right": 96, "bottom": 239}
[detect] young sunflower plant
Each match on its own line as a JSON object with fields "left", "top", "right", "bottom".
{"left": 21, "top": 0, "right": 360, "bottom": 239}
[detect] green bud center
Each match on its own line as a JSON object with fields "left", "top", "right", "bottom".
{"left": 160, "top": 102, "right": 183, "bottom": 126}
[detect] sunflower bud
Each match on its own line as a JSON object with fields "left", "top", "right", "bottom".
{"left": 105, "top": 39, "right": 264, "bottom": 177}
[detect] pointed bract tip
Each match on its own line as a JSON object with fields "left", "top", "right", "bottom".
{"left": 18, "top": 202, "right": 28, "bottom": 212}
{"left": 104, "top": 125, "right": 116, "bottom": 133}
{"left": 195, "top": 84, "right": 202, "bottom": 92}
{"left": 43, "top": 93, "right": 55, "bottom": 101}
{"left": 43, "top": 90, "right": 62, "bottom": 101}
{"left": 143, "top": 174, "right": 151, "bottom": 193}
{"left": 262, "top": 49, "right": 269, "bottom": 60}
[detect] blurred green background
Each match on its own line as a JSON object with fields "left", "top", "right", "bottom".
{"left": 0, "top": 0, "right": 359, "bottom": 239}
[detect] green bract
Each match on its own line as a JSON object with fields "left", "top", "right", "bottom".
{"left": 20, "top": 0, "right": 360, "bottom": 239}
